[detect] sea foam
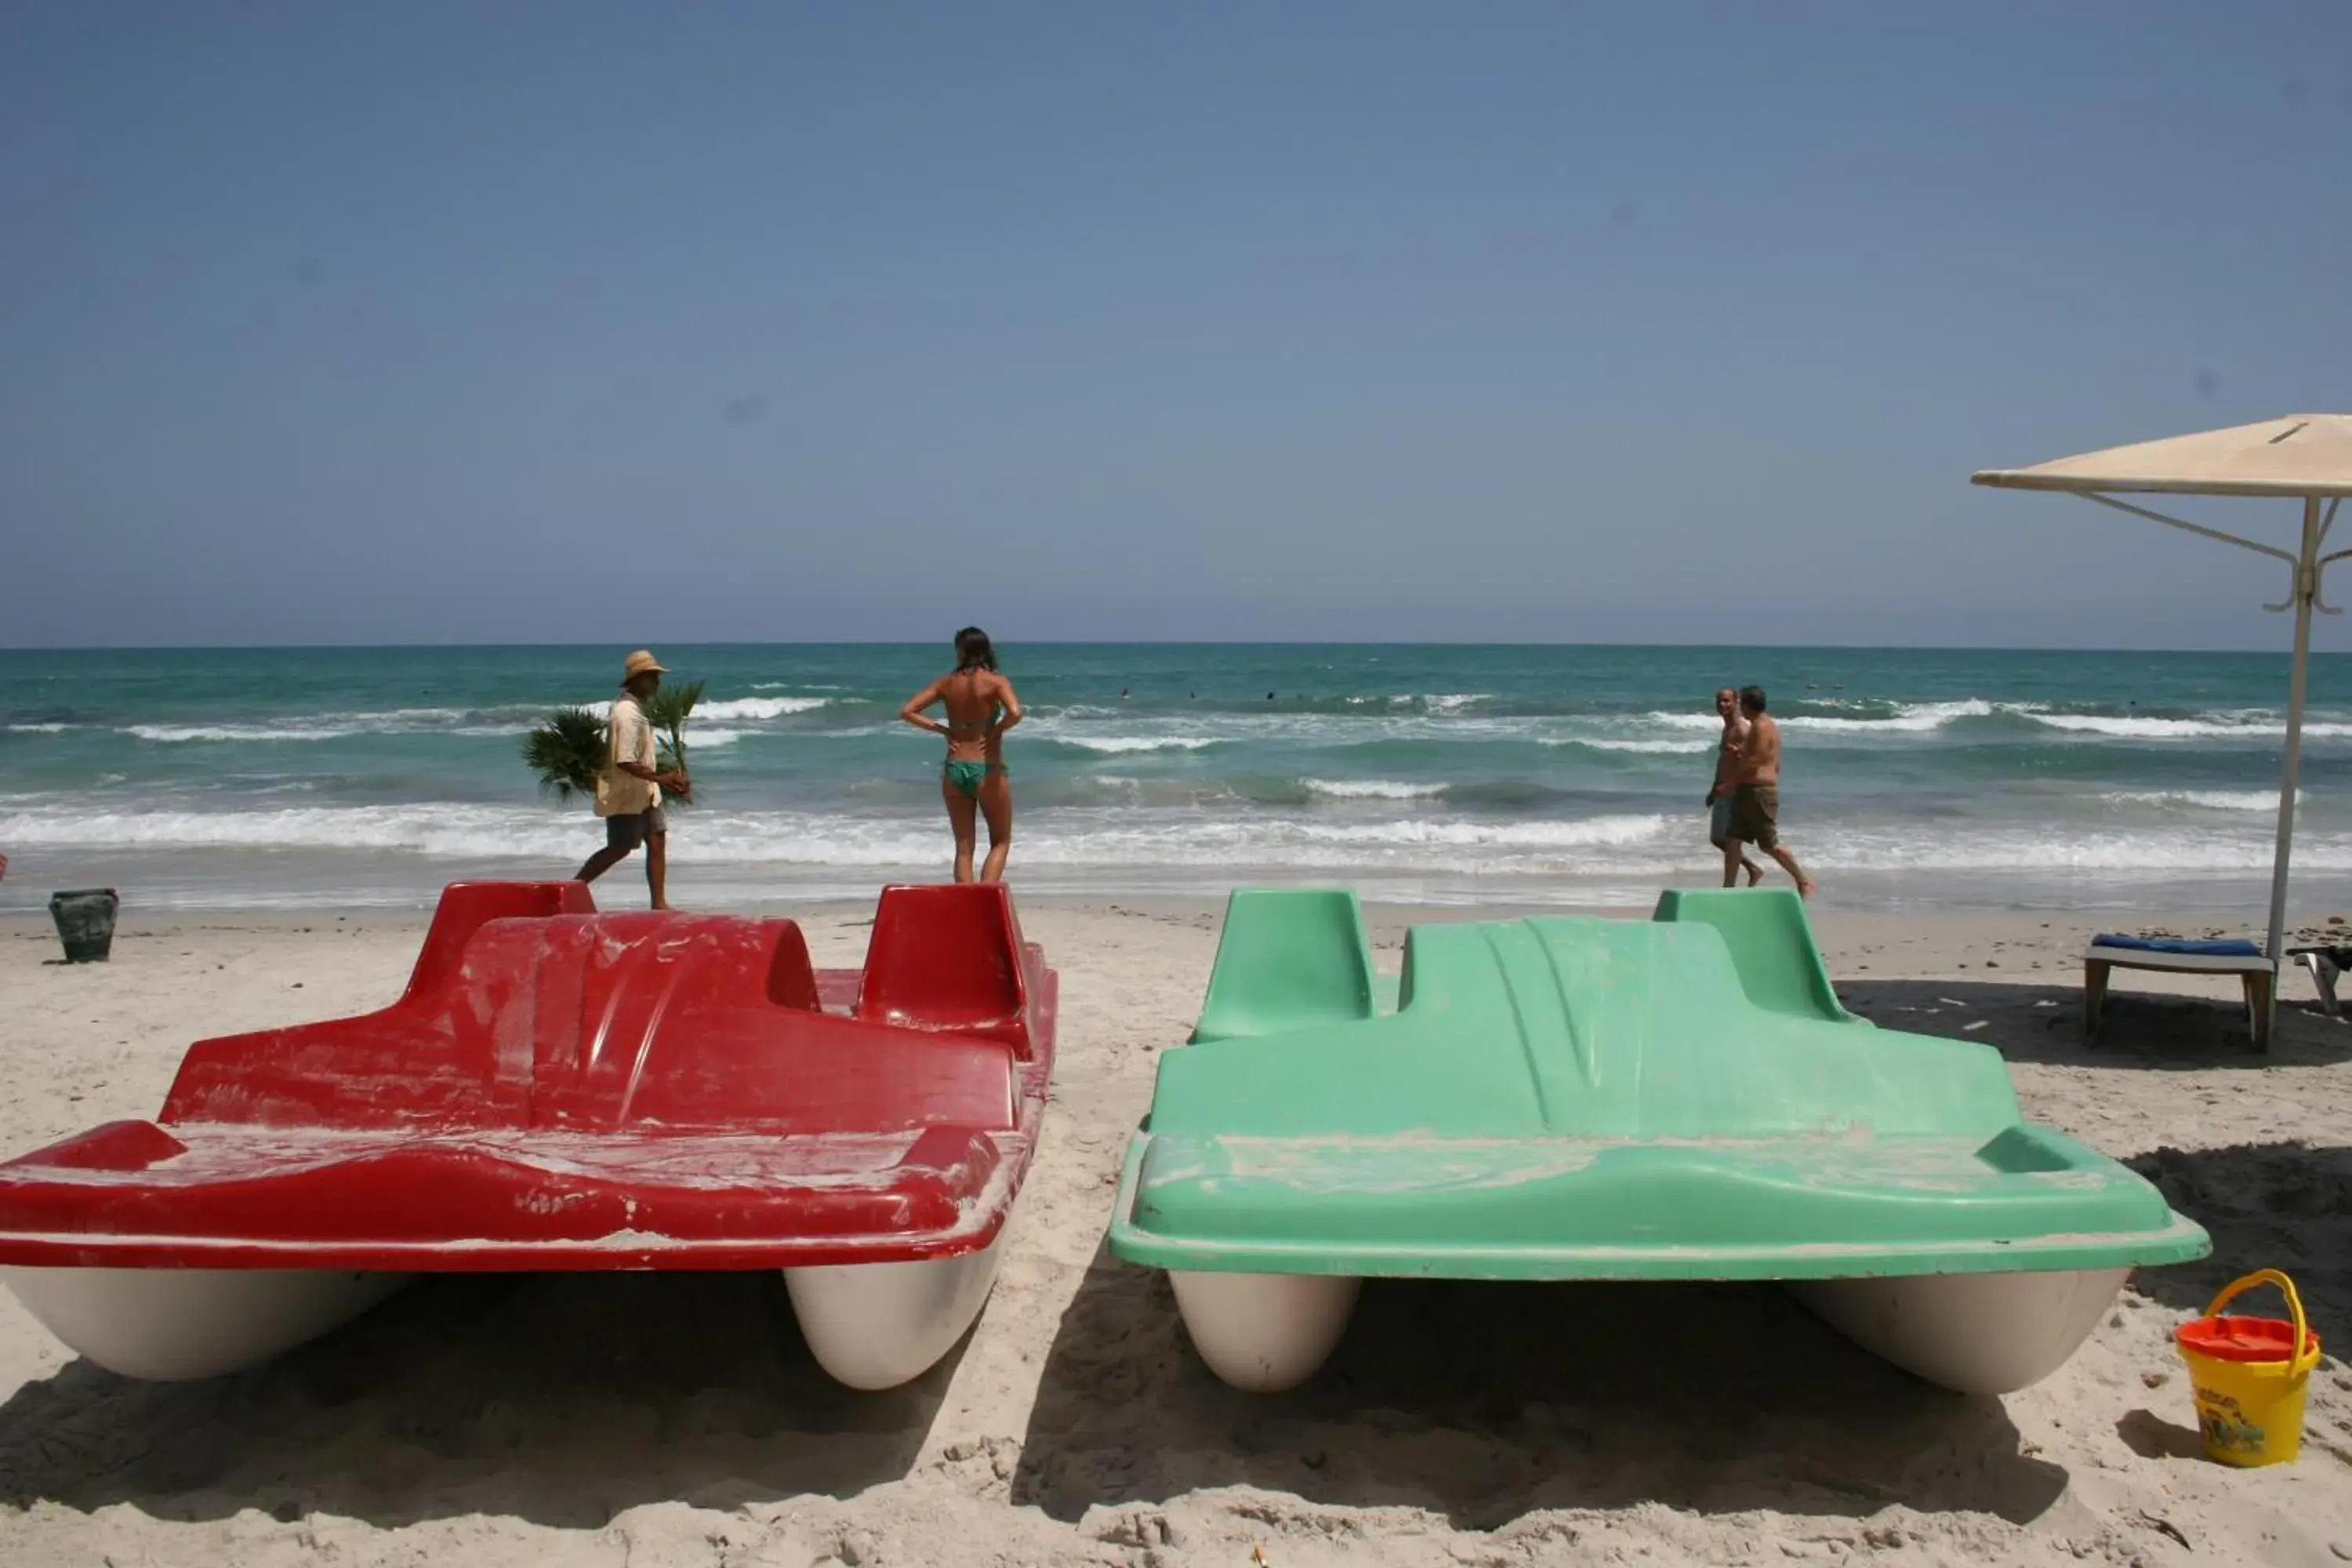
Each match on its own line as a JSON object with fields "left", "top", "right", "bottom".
{"left": 1301, "top": 779, "right": 1450, "bottom": 800}
{"left": 1049, "top": 735, "right": 1221, "bottom": 753}
{"left": 695, "top": 696, "right": 830, "bottom": 720}
{"left": 2030, "top": 713, "right": 2352, "bottom": 740}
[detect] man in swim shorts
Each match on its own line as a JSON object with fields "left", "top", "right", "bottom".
{"left": 574, "top": 648, "right": 691, "bottom": 909}
{"left": 1722, "top": 685, "right": 1815, "bottom": 898}
{"left": 1705, "top": 687, "right": 1764, "bottom": 886}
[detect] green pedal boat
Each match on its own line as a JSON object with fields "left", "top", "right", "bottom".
{"left": 1109, "top": 887, "right": 2209, "bottom": 1394}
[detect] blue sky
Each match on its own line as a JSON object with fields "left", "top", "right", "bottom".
{"left": 3, "top": 2, "right": 2348, "bottom": 649}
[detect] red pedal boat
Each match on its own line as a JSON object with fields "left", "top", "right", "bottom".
{"left": 0, "top": 880, "right": 1058, "bottom": 1388}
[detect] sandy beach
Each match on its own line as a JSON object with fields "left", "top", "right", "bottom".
{"left": 3, "top": 895, "right": 2352, "bottom": 1567}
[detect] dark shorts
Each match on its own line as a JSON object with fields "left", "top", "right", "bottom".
{"left": 604, "top": 805, "right": 668, "bottom": 851}
{"left": 1726, "top": 784, "right": 1779, "bottom": 850}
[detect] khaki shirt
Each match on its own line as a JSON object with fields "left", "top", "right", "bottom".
{"left": 596, "top": 693, "right": 661, "bottom": 816}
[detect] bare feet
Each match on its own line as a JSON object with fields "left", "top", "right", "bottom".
{"left": 1744, "top": 861, "right": 1764, "bottom": 886}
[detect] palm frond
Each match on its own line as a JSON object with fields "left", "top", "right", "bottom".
{"left": 647, "top": 678, "right": 704, "bottom": 808}
{"left": 521, "top": 706, "right": 608, "bottom": 803}
{"left": 643, "top": 679, "right": 703, "bottom": 734}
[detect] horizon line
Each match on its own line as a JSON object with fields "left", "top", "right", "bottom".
{"left": 2, "top": 638, "right": 2341, "bottom": 658}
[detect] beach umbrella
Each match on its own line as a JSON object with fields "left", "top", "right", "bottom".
{"left": 1972, "top": 414, "right": 2352, "bottom": 1004}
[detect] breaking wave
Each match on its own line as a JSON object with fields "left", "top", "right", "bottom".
{"left": 2028, "top": 713, "right": 2352, "bottom": 740}
{"left": 13, "top": 797, "right": 2328, "bottom": 871}
{"left": 129, "top": 723, "right": 363, "bottom": 743}
{"left": 1047, "top": 735, "right": 1221, "bottom": 753}
{"left": 1301, "top": 779, "right": 1450, "bottom": 800}
{"left": 2100, "top": 789, "right": 2288, "bottom": 813}
{"left": 693, "top": 696, "right": 831, "bottom": 720}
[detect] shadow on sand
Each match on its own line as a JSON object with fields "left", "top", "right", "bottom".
{"left": 0, "top": 1269, "right": 960, "bottom": 1529}
{"left": 2114, "top": 1140, "right": 2352, "bottom": 1460}
{"left": 1012, "top": 1243, "right": 2068, "bottom": 1531}
{"left": 2124, "top": 1140, "right": 2352, "bottom": 1323}
{"left": 1840, "top": 978, "right": 2352, "bottom": 1069}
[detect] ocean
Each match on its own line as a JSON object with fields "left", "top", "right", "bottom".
{"left": 4, "top": 643, "right": 2350, "bottom": 915}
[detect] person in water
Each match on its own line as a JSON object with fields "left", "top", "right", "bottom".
{"left": 899, "top": 627, "right": 1024, "bottom": 883}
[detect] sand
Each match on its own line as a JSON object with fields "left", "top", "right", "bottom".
{"left": 5, "top": 896, "right": 2352, "bottom": 1566}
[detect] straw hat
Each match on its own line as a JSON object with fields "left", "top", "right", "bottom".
{"left": 622, "top": 649, "right": 667, "bottom": 681}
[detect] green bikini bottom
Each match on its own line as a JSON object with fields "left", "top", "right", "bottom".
{"left": 944, "top": 760, "right": 1004, "bottom": 800}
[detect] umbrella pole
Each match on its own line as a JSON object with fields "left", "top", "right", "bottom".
{"left": 2264, "top": 495, "right": 2325, "bottom": 1027}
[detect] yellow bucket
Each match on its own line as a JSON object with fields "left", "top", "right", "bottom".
{"left": 2174, "top": 1269, "right": 2322, "bottom": 1466}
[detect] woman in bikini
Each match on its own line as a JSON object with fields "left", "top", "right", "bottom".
{"left": 899, "top": 627, "right": 1022, "bottom": 883}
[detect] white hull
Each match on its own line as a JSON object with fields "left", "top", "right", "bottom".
{"left": 782, "top": 1235, "right": 1005, "bottom": 1391}
{"left": 1170, "top": 1269, "right": 1362, "bottom": 1392}
{"left": 1789, "top": 1266, "right": 2133, "bottom": 1395}
{"left": 1161, "top": 1265, "right": 2130, "bottom": 1396}
{"left": 3, "top": 1240, "right": 1007, "bottom": 1390}
{"left": 0, "top": 1265, "right": 411, "bottom": 1381}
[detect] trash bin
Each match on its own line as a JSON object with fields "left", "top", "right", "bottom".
{"left": 49, "top": 888, "right": 120, "bottom": 964}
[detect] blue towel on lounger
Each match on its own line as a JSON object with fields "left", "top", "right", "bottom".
{"left": 2091, "top": 934, "right": 2263, "bottom": 956}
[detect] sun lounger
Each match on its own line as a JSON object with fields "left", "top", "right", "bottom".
{"left": 2082, "top": 935, "right": 2277, "bottom": 1051}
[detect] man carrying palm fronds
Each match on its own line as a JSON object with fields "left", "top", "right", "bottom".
{"left": 574, "top": 649, "right": 691, "bottom": 909}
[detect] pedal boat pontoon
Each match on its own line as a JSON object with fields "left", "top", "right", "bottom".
{"left": 0, "top": 880, "right": 1057, "bottom": 1388}
{"left": 1109, "top": 887, "right": 2207, "bottom": 1395}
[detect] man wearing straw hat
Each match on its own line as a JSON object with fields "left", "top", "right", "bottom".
{"left": 573, "top": 649, "right": 691, "bottom": 909}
